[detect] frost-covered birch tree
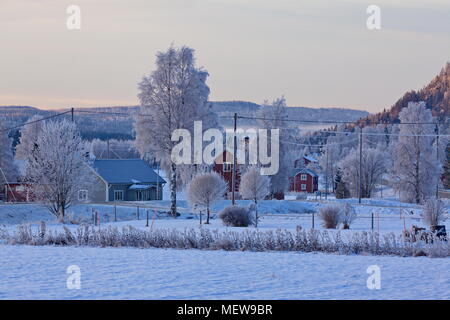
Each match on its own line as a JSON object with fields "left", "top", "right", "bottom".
{"left": 187, "top": 172, "right": 227, "bottom": 224}
{"left": 25, "top": 120, "right": 93, "bottom": 222}
{"left": 239, "top": 167, "right": 270, "bottom": 227}
{"left": 392, "top": 102, "right": 439, "bottom": 204}
{"left": 15, "top": 115, "right": 44, "bottom": 160}
{"left": 135, "top": 46, "right": 217, "bottom": 217}
{"left": 338, "top": 146, "right": 386, "bottom": 198}
{"left": 258, "top": 96, "right": 292, "bottom": 197}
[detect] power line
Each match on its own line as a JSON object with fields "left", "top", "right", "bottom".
{"left": 2, "top": 108, "right": 449, "bottom": 138}
{"left": 257, "top": 130, "right": 358, "bottom": 147}
{"left": 254, "top": 124, "right": 449, "bottom": 138}
{"left": 0, "top": 110, "right": 71, "bottom": 133}
{"left": 237, "top": 114, "right": 439, "bottom": 126}
{"left": 74, "top": 109, "right": 133, "bottom": 117}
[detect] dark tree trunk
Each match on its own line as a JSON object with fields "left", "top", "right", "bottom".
{"left": 206, "top": 207, "right": 210, "bottom": 224}
{"left": 170, "top": 162, "right": 177, "bottom": 217}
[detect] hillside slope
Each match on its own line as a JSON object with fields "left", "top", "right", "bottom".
{"left": 356, "top": 62, "right": 450, "bottom": 126}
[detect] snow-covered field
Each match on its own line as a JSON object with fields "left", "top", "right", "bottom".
{"left": 0, "top": 198, "right": 449, "bottom": 300}
{"left": 1, "top": 245, "right": 449, "bottom": 299}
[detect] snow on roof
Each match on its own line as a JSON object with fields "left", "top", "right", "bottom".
{"left": 128, "top": 184, "right": 153, "bottom": 190}
{"left": 291, "top": 168, "right": 318, "bottom": 177}
{"left": 13, "top": 159, "right": 27, "bottom": 178}
{"left": 303, "top": 155, "right": 318, "bottom": 163}
{"left": 92, "top": 159, "right": 166, "bottom": 185}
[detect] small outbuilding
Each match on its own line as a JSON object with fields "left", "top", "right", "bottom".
{"left": 89, "top": 159, "right": 166, "bottom": 202}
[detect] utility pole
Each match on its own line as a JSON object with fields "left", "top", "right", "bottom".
{"left": 325, "top": 144, "right": 329, "bottom": 200}
{"left": 155, "top": 157, "right": 160, "bottom": 200}
{"left": 358, "top": 126, "right": 362, "bottom": 204}
{"left": 71, "top": 107, "right": 74, "bottom": 122}
{"left": 436, "top": 123, "right": 439, "bottom": 198}
{"left": 231, "top": 112, "right": 237, "bottom": 205}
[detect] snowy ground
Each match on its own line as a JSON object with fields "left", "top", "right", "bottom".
{"left": 0, "top": 245, "right": 449, "bottom": 299}
{"left": 1, "top": 198, "right": 449, "bottom": 300}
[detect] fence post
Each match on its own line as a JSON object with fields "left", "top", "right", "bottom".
{"left": 137, "top": 206, "right": 140, "bottom": 220}
{"left": 371, "top": 213, "right": 374, "bottom": 231}
{"left": 114, "top": 202, "right": 117, "bottom": 222}
{"left": 312, "top": 212, "right": 315, "bottom": 229}
{"left": 377, "top": 213, "right": 380, "bottom": 234}
{"left": 146, "top": 210, "right": 149, "bottom": 227}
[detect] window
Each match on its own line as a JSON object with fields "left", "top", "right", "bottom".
{"left": 301, "top": 184, "right": 307, "bottom": 191}
{"left": 78, "top": 189, "right": 88, "bottom": 202}
{"left": 114, "top": 190, "right": 124, "bottom": 201}
{"left": 301, "top": 174, "right": 307, "bottom": 181}
{"left": 223, "top": 162, "right": 232, "bottom": 172}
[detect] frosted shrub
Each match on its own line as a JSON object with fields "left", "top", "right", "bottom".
{"left": 318, "top": 205, "right": 341, "bottom": 229}
{"left": 422, "top": 198, "right": 447, "bottom": 227}
{"left": 340, "top": 203, "right": 357, "bottom": 229}
{"left": 218, "top": 205, "right": 254, "bottom": 227}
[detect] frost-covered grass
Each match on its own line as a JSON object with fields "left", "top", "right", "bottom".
{"left": 1, "top": 222, "right": 449, "bottom": 258}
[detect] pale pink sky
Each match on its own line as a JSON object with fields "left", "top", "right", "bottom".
{"left": 1, "top": 0, "right": 449, "bottom": 112}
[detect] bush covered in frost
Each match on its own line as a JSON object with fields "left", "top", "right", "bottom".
{"left": 218, "top": 205, "right": 254, "bottom": 227}
{"left": 340, "top": 203, "right": 357, "bottom": 229}
{"left": 422, "top": 198, "right": 447, "bottom": 227}
{"left": 318, "top": 205, "right": 342, "bottom": 229}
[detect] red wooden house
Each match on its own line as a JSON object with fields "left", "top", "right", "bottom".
{"left": 212, "top": 150, "right": 241, "bottom": 199}
{"left": 289, "top": 154, "right": 319, "bottom": 194}
{"left": 289, "top": 168, "right": 318, "bottom": 193}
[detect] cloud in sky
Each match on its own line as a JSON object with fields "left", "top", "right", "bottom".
{"left": 1, "top": 0, "right": 449, "bottom": 112}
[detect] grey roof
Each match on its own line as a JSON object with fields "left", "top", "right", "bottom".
{"left": 92, "top": 159, "right": 166, "bottom": 184}
{"left": 291, "top": 168, "right": 318, "bottom": 178}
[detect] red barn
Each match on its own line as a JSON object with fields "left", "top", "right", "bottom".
{"left": 289, "top": 168, "right": 318, "bottom": 193}
{"left": 212, "top": 150, "right": 241, "bottom": 199}
{"left": 4, "top": 183, "right": 34, "bottom": 202}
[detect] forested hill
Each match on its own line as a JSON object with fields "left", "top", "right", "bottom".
{"left": 355, "top": 62, "right": 450, "bottom": 127}
{"left": 0, "top": 103, "right": 368, "bottom": 144}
